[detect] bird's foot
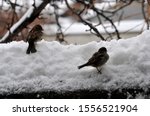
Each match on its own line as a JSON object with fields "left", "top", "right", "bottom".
{"left": 31, "top": 49, "right": 37, "bottom": 53}
{"left": 96, "top": 68, "right": 102, "bottom": 74}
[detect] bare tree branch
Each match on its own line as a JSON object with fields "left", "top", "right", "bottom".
{"left": 92, "top": 6, "right": 121, "bottom": 39}
{"left": 142, "top": 0, "right": 149, "bottom": 29}
{"left": 65, "top": 0, "right": 106, "bottom": 41}
{"left": 0, "top": 0, "right": 51, "bottom": 43}
{"left": 51, "top": 1, "right": 67, "bottom": 43}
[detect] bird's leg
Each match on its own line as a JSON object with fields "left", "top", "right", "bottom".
{"left": 96, "top": 67, "right": 102, "bottom": 74}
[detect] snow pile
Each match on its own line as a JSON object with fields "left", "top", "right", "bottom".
{"left": 0, "top": 31, "right": 150, "bottom": 95}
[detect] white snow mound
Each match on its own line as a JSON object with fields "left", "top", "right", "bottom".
{"left": 0, "top": 31, "right": 150, "bottom": 94}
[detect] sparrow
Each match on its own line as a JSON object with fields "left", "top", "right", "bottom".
{"left": 78, "top": 47, "right": 109, "bottom": 73}
{"left": 26, "top": 24, "right": 43, "bottom": 54}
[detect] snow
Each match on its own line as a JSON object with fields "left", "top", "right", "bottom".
{"left": 0, "top": 30, "right": 150, "bottom": 96}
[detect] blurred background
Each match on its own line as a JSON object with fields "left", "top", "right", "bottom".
{"left": 0, "top": 0, "right": 150, "bottom": 44}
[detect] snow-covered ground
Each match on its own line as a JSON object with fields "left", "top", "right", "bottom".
{"left": 0, "top": 30, "right": 150, "bottom": 98}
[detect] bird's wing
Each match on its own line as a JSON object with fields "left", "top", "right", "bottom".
{"left": 27, "top": 30, "right": 39, "bottom": 42}
{"left": 88, "top": 52, "right": 104, "bottom": 64}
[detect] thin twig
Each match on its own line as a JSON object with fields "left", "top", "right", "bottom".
{"left": 141, "top": 0, "right": 149, "bottom": 29}
{"left": 65, "top": 0, "right": 106, "bottom": 41}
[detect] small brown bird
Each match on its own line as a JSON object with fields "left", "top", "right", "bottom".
{"left": 78, "top": 47, "right": 109, "bottom": 73}
{"left": 26, "top": 25, "right": 43, "bottom": 54}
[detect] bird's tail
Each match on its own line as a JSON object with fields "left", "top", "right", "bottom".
{"left": 78, "top": 63, "right": 88, "bottom": 69}
{"left": 26, "top": 42, "right": 37, "bottom": 54}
